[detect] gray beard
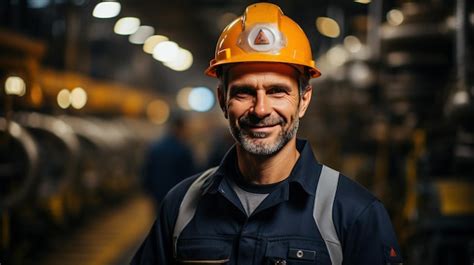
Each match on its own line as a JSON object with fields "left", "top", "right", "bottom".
{"left": 229, "top": 116, "right": 299, "bottom": 156}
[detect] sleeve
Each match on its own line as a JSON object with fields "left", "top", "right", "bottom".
{"left": 130, "top": 200, "right": 174, "bottom": 265}
{"left": 342, "top": 200, "right": 403, "bottom": 265}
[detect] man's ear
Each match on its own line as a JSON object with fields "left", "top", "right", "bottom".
{"left": 298, "top": 85, "right": 312, "bottom": 118}
{"left": 217, "top": 84, "right": 228, "bottom": 119}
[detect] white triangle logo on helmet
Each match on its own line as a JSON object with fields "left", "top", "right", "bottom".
{"left": 238, "top": 24, "right": 286, "bottom": 53}
{"left": 254, "top": 29, "right": 271, "bottom": 45}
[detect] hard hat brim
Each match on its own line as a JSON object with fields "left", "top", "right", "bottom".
{"left": 205, "top": 57, "right": 321, "bottom": 78}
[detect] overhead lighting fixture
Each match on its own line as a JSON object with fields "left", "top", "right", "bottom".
{"left": 164, "top": 48, "right": 193, "bottom": 71}
{"left": 129, "top": 25, "right": 155, "bottom": 44}
{"left": 70, "top": 87, "right": 87, "bottom": 109}
{"left": 387, "top": 9, "right": 404, "bottom": 26}
{"left": 354, "top": 0, "right": 371, "bottom": 4}
{"left": 92, "top": 1, "right": 121, "bottom": 18}
{"left": 143, "top": 35, "right": 169, "bottom": 54}
{"left": 57, "top": 89, "right": 71, "bottom": 109}
{"left": 5, "top": 76, "right": 26, "bottom": 96}
{"left": 114, "top": 17, "right": 140, "bottom": 35}
{"left": 316, "top": 17, "right": 340, "bottom": 38}
{"left": 153, "top": 41, "right": 179, "bottom": 62}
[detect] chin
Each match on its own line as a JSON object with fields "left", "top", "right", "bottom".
{"left": 239, "top": 136, "right": 286, "bottom": 156}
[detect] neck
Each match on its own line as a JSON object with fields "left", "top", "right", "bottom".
{"left": 236, "top": 138, "right": 300, "bottom": 185}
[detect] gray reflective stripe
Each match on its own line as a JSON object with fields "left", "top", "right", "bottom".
{"left": 173, "top": 167, "right": 218, "bottom": 257}
{"left": 313, "top": 165, "right": 343, "bottom": 265}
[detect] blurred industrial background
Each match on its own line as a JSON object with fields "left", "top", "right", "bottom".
{"left": 1, "top": 0, "right": 473, "bottom": 264}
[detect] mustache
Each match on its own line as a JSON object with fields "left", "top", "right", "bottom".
{"left": 239, "top": 114, "right": 285, "bottom": 127}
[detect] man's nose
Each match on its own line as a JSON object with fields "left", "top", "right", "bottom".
{"left": 250, "top": 91, "right": 271, "bottom": 118}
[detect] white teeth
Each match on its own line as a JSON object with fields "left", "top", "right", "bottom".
{"left": 249, "top": 131, "right": 268, "bottom": 138}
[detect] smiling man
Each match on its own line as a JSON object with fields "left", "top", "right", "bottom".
{"left": 131, "top": 3, "right": 402, "bottom": 265}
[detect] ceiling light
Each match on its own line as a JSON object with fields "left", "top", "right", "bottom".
{"left": 114, "top": 17, "right": 140, "bottom": 35}
{"left": 354, "top": 0, "right": 371, "bottom": 4}
{"left": 129, "top": 25, "right": 155, "bottom": 44}
{"left": 143, "top": 35, "right": 169, "bottom": 54}
{"left": 164, "top": 48, "right": 193, "bottom": 71}
{"left": 316, "top": 17, "right": 340, "bottom": 38}
{"left": 153, "top": 41, "right": 179, "bottom": 62}
{"left": 92, "top": 1, "right": 121, "bottom": 18}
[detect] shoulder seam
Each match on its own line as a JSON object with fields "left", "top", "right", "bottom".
{"left": 345, "top": 198, "right": 379, "bottom": 234}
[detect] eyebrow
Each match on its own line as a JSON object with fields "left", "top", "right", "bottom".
{"left": 228, "top": 82, "right": 293, "bottom": 92}
{"left": 227, "top": 85, "right": 255, "bottom": 97}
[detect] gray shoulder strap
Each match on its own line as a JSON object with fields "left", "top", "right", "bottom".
{"left": 173, "top": 166, "right": 218, "bottom": 257}
{"left": 313, "top": 165, "right": 343, "bottom": 265}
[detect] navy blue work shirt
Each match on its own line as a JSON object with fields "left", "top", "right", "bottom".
{"left": 131, "top": 139, "right": 402, "bottom": 264}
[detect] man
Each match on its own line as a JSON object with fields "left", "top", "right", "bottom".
{"left": 131, "top": 3, "right": 402, "bottom": 264}
{"left": 141, "top": 112, "right": 196, "bottom": 208}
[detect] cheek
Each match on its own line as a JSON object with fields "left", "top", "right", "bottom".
{"left": 271, "top": 98, "right": 299, "bottom": 119}
{"left": 227, "top": 100, "right": 251, "bottom": 117}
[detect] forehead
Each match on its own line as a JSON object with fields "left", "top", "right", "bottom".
{"left": 227, "top": 63, "right": 299, "bottom": 86}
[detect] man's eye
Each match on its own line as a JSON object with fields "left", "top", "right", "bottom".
{"left": 268, "top": 87, "right": 288, "bottom": 95}
{"left": 232, "top": 88, "right": 253, "bottom": 97}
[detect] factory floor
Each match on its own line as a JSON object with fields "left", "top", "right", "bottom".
{"left": 35, "top": 196, "right": 155, "bottom": 265}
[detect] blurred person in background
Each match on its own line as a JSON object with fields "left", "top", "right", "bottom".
{"left": 132, "top": 3, "right": 402, "bottom": 264}
{"left": 141, "top": 111, "right": 196, "bottom": 208}
{"left": 206, "top": 126, "right": 235, "bottom": 168}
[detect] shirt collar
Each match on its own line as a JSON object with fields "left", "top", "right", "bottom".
{"left": 202, "top": 139, "right": 322, "bottom": 196}
{"left": 287, "top": 139, "right": 321, "bottom": 196}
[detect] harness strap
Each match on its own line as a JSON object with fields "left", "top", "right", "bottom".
{"left": 172, "top": 164, "right": 343, "bottom": 264}
{"left": 313, "top": 165, "right": 343, "bottom": 265}
{"left": 172, "top": 167, "right": 218, "bottom": 257}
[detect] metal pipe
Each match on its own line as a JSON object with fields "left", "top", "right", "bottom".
{"left": 456, "top": 0, "right": 469, "bottom": 98}
{"left": 367, "top": 0, "right": 383, "bottom": 60}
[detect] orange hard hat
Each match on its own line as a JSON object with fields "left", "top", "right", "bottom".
{"left": 205, "top": 3, "right": 321, "bottom": 78}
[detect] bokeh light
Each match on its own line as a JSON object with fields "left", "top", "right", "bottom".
{"left": 188, "top": 87, "right": 215, "bottom": 112}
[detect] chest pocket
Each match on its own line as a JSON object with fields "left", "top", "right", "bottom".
{"left": 176, "top": 237, "right": 233, "bottom": 264}
{"left": 264, "top": 238, "right": 331, "bottom": 265}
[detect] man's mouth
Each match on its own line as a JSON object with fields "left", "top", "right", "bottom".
{"left": 242, "top": 123, "right": 279, "bottom": 130}
{"left": 238, "top": 115, "right": 284, "bottom": 134}
{"left": 246, "top": 123, "right": 278, "bottom": 128}
{"left": 240, "top": 123, "right": 280, "bottom": 138}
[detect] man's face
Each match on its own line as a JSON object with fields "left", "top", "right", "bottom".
{"left": 219, "top": 63, "right": 312, "bottom": 156}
